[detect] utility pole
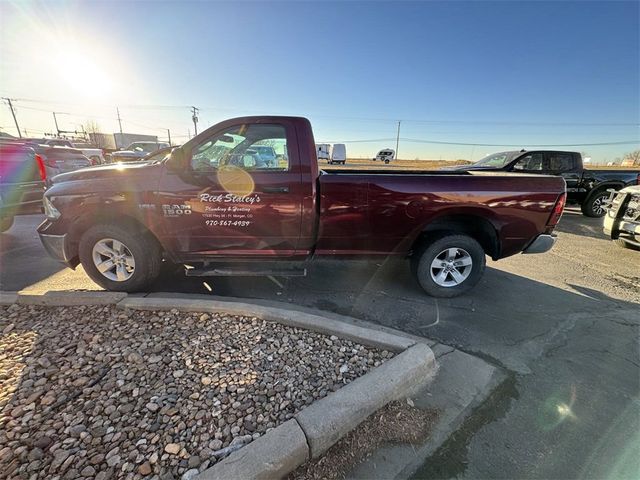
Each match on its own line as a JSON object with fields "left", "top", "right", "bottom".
{"left": 116, "top": 107, "right": 124, "bottom": 136}
{"left": 53, "top": 112, "right": 60, "bottom": 135}
{"left": 191, "top": 106, "right": 199, "bottom": 136}
{"left": 395, "top": 120, "right": 401, "bottom": 160}
{"left": 3, "top": 98, "right": 22, "bottom": 138}
{"left": 167, "top": 129, "right": 172, "bottom": 146}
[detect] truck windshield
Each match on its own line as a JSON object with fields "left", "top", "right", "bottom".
{"left": 473, "top": 151, "right": 520, "bottom": 168}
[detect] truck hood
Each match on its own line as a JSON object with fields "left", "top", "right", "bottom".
{"left": 50, "top": 161, "right": 157, "bottom": 184}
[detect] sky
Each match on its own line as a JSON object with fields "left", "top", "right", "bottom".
{"left": 1, "top": 0, "right": 639, "bottom": 162}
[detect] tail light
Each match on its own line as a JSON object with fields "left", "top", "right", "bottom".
{"left": 35, "top": 154, "right": 47, "bottom": 181}
{"left": 547, "top": 192, "right": 566, "bottom": 228}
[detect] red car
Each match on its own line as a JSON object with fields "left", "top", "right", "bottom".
{"left": 38, "top": 116, "right": 566, "bottom": 297}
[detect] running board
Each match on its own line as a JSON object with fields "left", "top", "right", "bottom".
{"left": 185, "top": 266, "right": 307, "bottom": 277}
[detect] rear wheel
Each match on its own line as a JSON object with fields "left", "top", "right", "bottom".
{"left": 412, "top": 234, "right": 486, "bottom": 297}
{"left": 79, "top": 223, "right": 162, "bottom": 292}
{"left": 0, "top": 215, "right": 14, "bottom": 233}
{"left": 581, "top": 190, "right": 611, "bottom": 217}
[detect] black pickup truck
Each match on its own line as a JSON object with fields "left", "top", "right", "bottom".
{"left": 447, "top": 150, "right": 640, "bottom": 217}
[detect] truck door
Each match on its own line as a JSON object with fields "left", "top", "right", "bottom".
{"left": 545, "top": 151, "right": 581, "bottom": 197}
{"left": 157, "top": 121, "right": 304, "bottom": 259}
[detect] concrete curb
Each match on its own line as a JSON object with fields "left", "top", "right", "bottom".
{"left": 16, "top": 291, "right": 128, "bottom": 306}
{"left": 118, "top": 296, "right": 417, "bottom": 352}
{"left": 296, "top": 343, "right": 435, "bottom": 458}
{"left": 1, "top": 291, "right": 437, "bottom": 480}
{"left": 0, "top": 291, "right": 19, "bottom": 306}
{"left": 197, "top": 419, "right": 309, "bottom": 480}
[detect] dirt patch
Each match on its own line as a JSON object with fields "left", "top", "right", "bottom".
{"left": 323, "top": 158, "right": 471, "bottom": 170}
{"left": 288, "top": 401, "right": 439, "bottom": 480}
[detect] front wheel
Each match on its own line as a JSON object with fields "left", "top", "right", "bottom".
{"left": 412, "top": 234, "right": 486, "bottom": 297}
{"left": 79, "top": 223, "right": 162, "bottom": 292}
{"left": 581, "top": 190, "right": 610, "bottom": 217}
{"left": 615, "top": 238, "right": 640, "bottom": 251}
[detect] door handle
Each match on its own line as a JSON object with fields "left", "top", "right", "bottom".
{"left": 262, "top": 186, "right": 289, "bottom": 193}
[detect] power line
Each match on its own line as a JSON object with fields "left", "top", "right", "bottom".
{"left": 318, "top": 137, "right": 639, "bottom": 147}
{"left": 401, "top": 138, "right": 640, "bottom": 147}
{"left": 3, "top": 95, "right": 638, "bottom": 127}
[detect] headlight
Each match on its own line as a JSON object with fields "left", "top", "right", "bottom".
{"left": 43, "top": 196, "right": 61, "bottom": 220}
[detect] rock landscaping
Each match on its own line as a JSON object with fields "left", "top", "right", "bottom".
{"left": 0, "top": 304, "right": 393, "bottom": 479}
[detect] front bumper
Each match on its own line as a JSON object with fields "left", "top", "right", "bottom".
{"left": 522, "top": 234, "right": 557, "bottom": 254}
{"left": 39, "top": 231, "right": 77, "bottom": 268}
{"left": 604, "top": 215, "right": 640, "bottom": 241}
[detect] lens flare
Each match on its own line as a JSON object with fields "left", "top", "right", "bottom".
{"left": 216, "top": 165, "right": 255, "bottom": 197}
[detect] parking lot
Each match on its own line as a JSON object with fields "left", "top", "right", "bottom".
{"left": 1, "top": 208, "right": 639, "bottom": 478}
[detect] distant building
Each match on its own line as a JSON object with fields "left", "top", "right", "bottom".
{"left": 621, "top": 157, "right": 640, "bottom": 167}
{"left": 89, "top": 132, "right": 159, "bottom": 150}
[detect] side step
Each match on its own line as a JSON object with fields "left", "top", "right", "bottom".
{"left": 185, "top": 265, "right": 307, "bottom": 277}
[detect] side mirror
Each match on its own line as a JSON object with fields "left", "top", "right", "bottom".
{"left": 166, "top": 146, "right": 187, "bottom": 171}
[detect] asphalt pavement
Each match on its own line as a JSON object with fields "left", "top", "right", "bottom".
{"left": 1, "top": 209, "right": 638, "bottom": 479}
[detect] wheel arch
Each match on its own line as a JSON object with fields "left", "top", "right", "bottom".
{"left": 584, "top": 182, "right": 624, "bottom": 202}
{"left": 411, "top": 214, "right": 501, "bottom": 260}
{"left": 66, "top": 212, "right": 167, "bottom": 262}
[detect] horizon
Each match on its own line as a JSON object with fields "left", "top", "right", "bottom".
{"left": 1, "top": 0, "right": 639, "bottom": 163}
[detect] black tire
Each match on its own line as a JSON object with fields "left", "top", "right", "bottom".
{"left": 79, "top": 223, "right": 162, "bottom": 292}
{"left": 384, "top": 159, "right": 390, "bottom": 164}
{"left": 581, "top": 190, "right": 611, "bottom": 217}
{"left": 615, "top": 238, "right": 640, "bottom": 251}
{"left": 0, "top": 215, "right": 14, "bottom": 233}
{"left": 412, "top": 233, "right": 486, "bottom": 298}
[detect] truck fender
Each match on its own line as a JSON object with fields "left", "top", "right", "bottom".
{"left": 411, "top": 213, "right": 501, "bottom": 260}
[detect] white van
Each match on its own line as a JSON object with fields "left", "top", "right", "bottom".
{"left": 316, "top": 144, "right": 331, "bottom": 162}
{"left": 329, "top": 144, "right": 346, "bottom": 165}
{"left": 374, "top": 148, "right": 395, "bottom": 164}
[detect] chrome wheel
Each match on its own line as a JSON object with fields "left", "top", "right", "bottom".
{"left": 591, "top": 195, "right": 607, "bottom": 216}
{"left": 430, "top": 247, "right": 473, "bottom": 287}
{"left": 92, "top": 238, "right": 136, "bottom": 282}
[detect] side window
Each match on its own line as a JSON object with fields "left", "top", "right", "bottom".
{"left": 191, "top": 124, "right": 289, "bottom": 172}
{"left": 512, "top": 153, "right": 544, "bottom": 171}
{"left": 548, "top": 153, "right": 575, "bottom": 172}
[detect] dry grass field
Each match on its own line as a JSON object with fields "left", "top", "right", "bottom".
{"left": 322, "top": 159, "right": 640, "bottom": 171}
{"left": 322, "top": 158, "right": 472, "bottom": 171}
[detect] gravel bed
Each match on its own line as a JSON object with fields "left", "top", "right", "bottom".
{"left": 0, "top": 304, "right": 393, "bottom": 479}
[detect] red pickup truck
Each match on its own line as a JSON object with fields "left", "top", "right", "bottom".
{"left": 38, "top": 116, "right": 566, "bottom": 297}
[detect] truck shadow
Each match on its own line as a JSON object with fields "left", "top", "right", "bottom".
{"left": 148, "top": 256, "right": 638, "bottom": 357}
{"left": 555, "top": 208, "right": 605, "bottom": 240}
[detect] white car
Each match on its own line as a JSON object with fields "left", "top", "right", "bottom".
{"left": 112, "top": 141, "right": 170, "bottom": 162}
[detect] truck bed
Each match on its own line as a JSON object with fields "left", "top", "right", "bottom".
{"left": 316, "top": 169, "right": 566, "bottom": 258}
